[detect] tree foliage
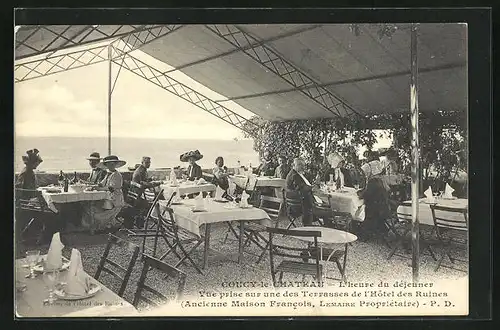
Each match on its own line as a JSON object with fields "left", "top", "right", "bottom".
{"left": 242, "top": 111, "right": 466, "bottom": 181}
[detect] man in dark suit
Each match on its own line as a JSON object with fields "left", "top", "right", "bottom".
{"left": 285, "top": 158, "right": 314, "bottom": 226}
{"left": 132, "top": 156, "right": 162, "bottom": 189}
{"left": 255, "top": 151, "right": 277, "bottom": 177}
{"left": 86, "top": 152, "right": 107, "bottom": 184}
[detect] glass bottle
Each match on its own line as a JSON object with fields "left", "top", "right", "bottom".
{"left": 58, "top": 171, "right": 65, "bottom": 186}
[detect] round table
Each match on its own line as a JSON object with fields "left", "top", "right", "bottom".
{"left": 291, "top": 226, "right": 357, "bottom": 282}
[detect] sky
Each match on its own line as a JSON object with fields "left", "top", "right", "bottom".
{"left": 14, "top": 45, "right": 255, "bottom": 140}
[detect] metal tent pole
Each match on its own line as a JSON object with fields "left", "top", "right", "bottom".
{"left": 107, "top": 45, "right": 112, "bottom": 155}
{"left": 410, "top": 23, "right": 420, "bottom": 282}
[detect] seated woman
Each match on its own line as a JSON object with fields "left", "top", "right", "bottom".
{"left": 213, "top": 156, "right": 230, "bottom": 190}
{"left": 16, "top": 148, "right": 43, "bottom": 198}
{"left": 180, "top": 150, "right": 203, "bottom": 181}
{"left": 83, "top": 155, "right": 126, "bottom": 233}
{"left": 356, "top": 177, "right": 392, "bottom": 241}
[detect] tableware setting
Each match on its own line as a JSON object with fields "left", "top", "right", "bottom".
{"left": 53, "top": 248, "right": 100, "bottom": 301}
{"left": 25, "top": 250, "right": 41, "bottom": 278}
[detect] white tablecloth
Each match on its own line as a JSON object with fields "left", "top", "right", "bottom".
{"left": 159, "top": 198, "right": 272, "bottom": 236}
{"left": 397, "top": 198, "right": 468, "bottom": 227}
{"left": 325, "top": 187, "right": 365, "bottom": 221}
{"left": 230, "top": 175, "right": 286, "bottom": 190}
{"left": 38, "top": 188, "right": 108, "bottom": 213}
{"left": 161, "top": 182, "right": 216, "bottom": 200}
{"left": 15, "top": 257, "right": 137, "bottom": 317}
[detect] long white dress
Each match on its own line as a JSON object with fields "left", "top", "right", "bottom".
{"left": 82, "top": 170, "right": 124, "bottom": 231}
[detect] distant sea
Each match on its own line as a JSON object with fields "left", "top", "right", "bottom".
{"left": 15, "top": 136, "right": 260, "bottom": 173}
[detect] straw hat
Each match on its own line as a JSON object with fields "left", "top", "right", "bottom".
{"left": 180, "top": 150, "right": 203, "bottom": 162}
{"left": 86, "top": 152, "right": 102, "bottom": 161}
{"left": 98, "top": 155, "right": 126, "bottom": 169}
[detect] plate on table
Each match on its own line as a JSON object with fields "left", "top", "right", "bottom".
{"left": 169, "top": 184, "right": 179, "bottom": 187}
{"left": 441, "top": 196, "right": 457, "bottom": 200}
{"left": 54, "top": 283, "right": 101, "bottom": 300}
{"left": 213, "top": 199, "right": 229, "bottom": 203}
{"left": 239, "top": 205, "right": 254, "bottom": 209}
{"left": 170, "top": 201, "right": 183, "bottom": 205}
{"left": 33, "top": 258, "right": 70, "bottom": 273}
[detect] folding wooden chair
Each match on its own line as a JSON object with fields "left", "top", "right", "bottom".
{"left": 94, "top": 233, "right": 140, "bottom": 297}
{"left": 430, "top": 204, "right": 468, "bottom": 272}
{"left": 283, "top": 189, "right": 302, "bottom": 230}
{"left": 386, "top": 202, "right": 437, "bottom": 261}
{"left": 267, "top": 227, "right": 322, "bottom": 287}
{"left": 15, "top": 188, "right": 58, "bottom": 245}
{"left": 241, "top": 195, "right": 284, "bottom": 263}
{"left": 146, "top": 204, "right": 204, "bottom": 275}
{"left": 121, "top": 189, "right": 170, "bottom": 258}
{"left": 133, "top": 254, "right": 186, "bottom": 309}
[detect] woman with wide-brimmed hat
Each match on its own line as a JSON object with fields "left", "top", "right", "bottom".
{"left": 83, "top": 155, "right": 126, "bottom": 233}
{"left": 180, "top": 150, "right": 203, "bottom": 181}
{"left": 15, "top": 148, "right": 43, "bottom": 193}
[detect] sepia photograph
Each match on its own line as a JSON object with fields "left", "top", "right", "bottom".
{"left": 14, "top": 18, "right": 470, "bottom": 317}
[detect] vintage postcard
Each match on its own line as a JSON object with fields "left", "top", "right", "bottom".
{"left": 14, "top": 18, "right": 469, "bottom": 317}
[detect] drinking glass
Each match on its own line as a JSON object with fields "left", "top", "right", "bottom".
{"left": 43, "top": 269, "right": 59, "bottom": 304}
{"left": 25, "top": 250, "right": 40, "bottom": 279}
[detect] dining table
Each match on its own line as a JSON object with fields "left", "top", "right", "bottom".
{"left": 314, "top": 186, "right": 365, "bottom": 221}
{"left": 160, "top": 181, "right": 216, "bottom": 200}
{"left": 159, "top": 198, "right": 271, "bottom": 269}
{"left": 291, "top": 226, "right": 358, "bottom": 282}
{"left": 37, "top": 186, "right": 108, "bottom": 213}
{"left": 396, "top": 197, "right": 468, "bottom": 227}
{"left": 15, "top": 256, "right": 138, "bottom": 318}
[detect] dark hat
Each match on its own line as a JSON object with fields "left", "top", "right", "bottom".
{"left": 86, "top": 152, "right": 101, "bottom": 160}
{"left": 180, "top": 150, "right": 203, "bottom": 162}
{"left": 98, "top": 155, "right": 126, "bottom": 169}
{"left": 22, "top": 148, "right": 42, "bottom": 165}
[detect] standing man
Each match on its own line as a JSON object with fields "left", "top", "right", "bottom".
{"left": 285, "top": 158, "right": 314, "bottom": 226}
{"left": 86, "top": 152, "right": 107, "bottom": 184}
{"left": 132, "top": 156, "right": 162, "bottom": 189}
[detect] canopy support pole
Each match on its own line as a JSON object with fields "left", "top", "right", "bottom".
{"left": 410, "top": 23, "right": 420, "bottom": 282}
{"left": 107, "top": 45, "right": 112, "bottom": 155}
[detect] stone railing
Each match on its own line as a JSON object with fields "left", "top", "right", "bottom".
{"left": 15, "top": 167, "right": 241, "bottom": 187}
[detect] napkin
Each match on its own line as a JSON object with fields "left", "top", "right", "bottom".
{"left": 424, "top": 186, "right": 435, "bottom": 203}
{"left": 215, "top": 186, "right": 225, "bottom": 200}
{"left": 172, "top": 187, "right": 181, "bottom": 203}
{"left": 444, "top": 183, "right": 455, "bottom": 198}
{"left": 45, "top": 232, "right": 64, "bottom": 270}
{"left": 194, "top": 192, "right": 205, "bottom": 210}
{"left": 228, "top": 181, "right": 236, "bottom": 196}
{"left": 66, "top": 249, "right": 91, "bottom": 297}
{"left": 240, "top": 191, "right": 250, "bottom": 208}
{"left": 170, "top": 170, "right": 178, "bottom": 185}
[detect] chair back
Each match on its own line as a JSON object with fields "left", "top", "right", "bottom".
{"left": 126, "top": 181, "right": 145, "bottom": 207}
{"left": 15, "top": 188, "right": 48, "bottom": 212}
{"left": 94, "top": 234, "right": 140, "bottom": 297}
{"left": 143, "top": 189, "right": 157, "bottom": 203}
{"left": 396, "top": 201, "right": 412, "bottom": 222}
{"left": 266, "top": 227, "right": 321, "bottom": 281}
{"left": 430, "top": 204, "right": 468, "bottom": 232}
{"left": 133, "top": 254, "right": 186, "bottom": 308}
{"left": 259, "top": 195, "right": 283, "bottom": 221}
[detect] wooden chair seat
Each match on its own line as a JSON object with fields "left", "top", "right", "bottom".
{"left": 275, "top": 260, "right": 323, "bottom": 277}
{"left": 243, "top": 221, "right": 267, "bottom": 233}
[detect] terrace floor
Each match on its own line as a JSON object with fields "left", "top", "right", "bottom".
{"left": 18, "top": 220, "right": 468, "bottom": 310}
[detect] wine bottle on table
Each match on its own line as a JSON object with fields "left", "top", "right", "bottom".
{"left": 58, "top": 171, "right": 65, "bottom": 186}
{"left": 73, "top": 171, "right": 78, "bottom": 184}
{"left": 63, "top": 176, "right": 69, "bottom": 192}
